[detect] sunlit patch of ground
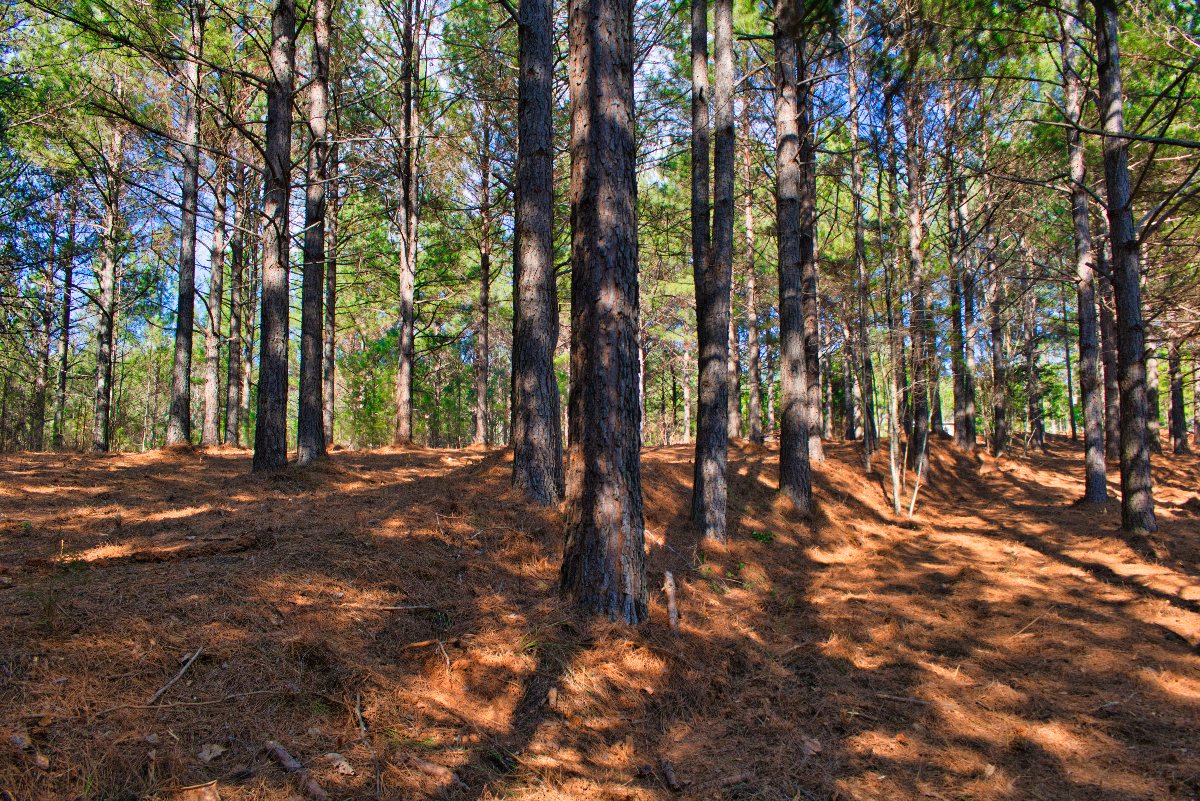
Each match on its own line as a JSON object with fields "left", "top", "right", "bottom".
{"left": 0, "top": 435, "right": 1197, "bottom": 800}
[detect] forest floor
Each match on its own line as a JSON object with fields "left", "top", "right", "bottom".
{"left": 1, "top": 435, "right": 1198, "bottom": 801}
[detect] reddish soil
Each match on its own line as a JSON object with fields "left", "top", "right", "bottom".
{"left": 0, "top": 437, "right": 1197, "bottom": 801}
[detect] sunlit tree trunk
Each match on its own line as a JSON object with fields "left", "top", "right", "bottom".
{"left": 691, "top": 0, "right": 732, "bottom": 542}
{"left": 1094, "top": 0, "right": 1156, "bottom": 537}
{"left": 224, "top": 161, "right": 246, "bottom": 446}
{"left": 742, "top": 134, "right": 764, "bottom": 445}
{"left": 298, "top": 0, "right": 330, "bottom": 466}
{"left": 560, "top": 0, "right": 647, "bottom": 622}
{"left": 323, "top": 142, "right": 339, "bottom": 447}
{"left": 168, "top": 1, "right": 205, "bottom": 446}
{"left": 1062, "top": 9, "right": 1106, "bottom": 498}
{"left": 93, "top": 125, "right": 125, "bottom": 454}
{"left": 902, "top": 74, "right": 929, "bottom": 473}
{"left": 798, "top": 39, "right": 822, "bottom": 463}
{"left": 511, "top": 0, "right": 563, "bottom": 501}
{"left": 252, "top": 0, "right": 296, "bottom": 471}
{"left": 53, "top": 208, "right": 75, "bottom": 449}
{"left": 775, "top": 2, "right": 812, "bottom": 514}
{"left": 202, "top": 157, "right": 228, "bottom": 446}
{"left": 474, "top": 110, "right": 493, "bottom": 446}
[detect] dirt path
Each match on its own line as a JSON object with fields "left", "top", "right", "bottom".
{"left": 1, "top": 439, "right": 1197, "bottom": 800}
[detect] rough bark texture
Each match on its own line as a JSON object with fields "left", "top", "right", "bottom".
{"left": 1095, "top": 0, "right": 1156, "bottom": 537}
{"left": 1062, "top": 12, "right": 1105, "bottom": 499}
{"left": 798, "top": 39, "right": 823, "bottom": 463}
{"left": 167, "top": 1, "right": 204, "bottom": 447}
{"left": 690, "top": 0, "right": 731, "bottom": 542}
{"left": 252, "top": 0, "right": 296, "bottom": 471}
{"left": 202, "top": 158, "right": 228, "bottom": 446}
{"left": 560, "top": 0, "right": 647, "bottom": 623}
{"left": 298, "top": 0, "right": 330, "bottom": 466}
{"left": 774, "top": 8, "right": 812, "bottom": 515}
{"left": 511, "top": 0, "right": 563, "bottom": 503}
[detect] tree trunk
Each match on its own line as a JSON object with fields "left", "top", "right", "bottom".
{"left": 560, "top": 0, "right": 647, "bottom": 623}
{"left": 224, "top": 161, "right": 247, "bottom": 446}
{"left": 742, "top": 135, "right": 764, "bottom": 445}
{"left": 298, "top": 0, "right": 330, "bottom": 466}
{"left": 1146, "top": 351, "right": 1161, "bottom": 454}
{"left": 1098, "top": 265, "right": 1121, "bottom": 460}
{"left": 53, "top": 208, "right": 75, "bottom": 449}
{"left": 252, "top": 0, "right": 296, "bottom": 471}
{"left": 94, "top": 126, "right": 125, "bottom": 453}
{"left": 798, "top": 40, "right": 822, "bottom": 463}
{"left": 902, "top": 76, "right": 929, "bottom": 473}
{"left": 1062, "top": 290, "right": 1076, "bottom": 440}
{"left": 1064, "top": 14, "right": 1106, "bottom": 500}
{"left": 323, "top": 143, "right": 339, "bottom": 447}
{"left": 168, "top": 1, "right": 204, "bottom": 447}
{"left": 775, "top": 5, "right": 812, "bottom": 515}
{"left": 1167, "top": 339, "right": 1188, "bottom": 454}
{"left": 393, "top": 0, "right": 419, "bottom": 446}
{"left": 474, "top": 110, "right": 493, "bottom": 446}
{"left": 986, "top": 200, "right": 1006, "bottom": 457}
{"left": 511, "top": 0, "right": 563, "bottom": 502}
{"left": 690, "top": 0, "right": 732, "bottom": 542}
{"left": 845, "top": 0, "right": 874, "bottom": 456}
{"left": 202, "top": 157, "right": 228, "bottom": 445}
{"left": 1095, "top": 0, "right": 1156, "bottom": 537}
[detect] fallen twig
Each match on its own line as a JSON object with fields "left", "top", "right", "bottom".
{"left": 265, "top": 740, "right": 329, "bottom": 801}
{"left": 146, "top": 647, "right": 203, "bottom": 705}
{"left": 354, "top": 692, "right": 383, "bottom": 800}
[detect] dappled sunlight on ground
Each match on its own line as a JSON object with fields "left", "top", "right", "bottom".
{"left": 0, "top": 435, "right": 1197, "bottom": 800}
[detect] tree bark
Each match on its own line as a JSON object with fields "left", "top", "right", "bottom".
{"left": 798, "top": 38, "right": 822, "bottom": 463}
{"left": 846, "top": 0, "right": 875, "bottom": 455}
{"left": 52, "top": 207, "right": 75, "bottom": 449}
{"left": 986, "top": 183, "right": 1006, "bottom": 457}
{"left": 94, "top": 126, "right": 125, "bottom": 453}
{"left": 393, "top": 0, "right": 420, "bottom": 446}
{"left": 298, "top": 0, "right": 330, "bottom": 466}
{"left": 1167, "top": 339, "right": 1188, "bottom": 454}
{"left": 1098, "top": 264, "right": 1121, "bottom": 460}
{"left": 323, "top": 143, "right": 338, "bottom": 447}
{"left": 1146, "top": 351, "right": 1161, "bottom": 454}
{"left": 775, "top": 5, "right": 812, "bottom": 515}
{"left": 474, "top": 109, "right": 493, "bottom": 446}
{"left": 560, "top": 0, "right": 647, "bottom": 623}
{"left": 252, "top": 0, "right": 296, "bottom": 471}
{"left": 690, "top": 0, "right": 732, "bottom": 542}
{"left": 167, "top": 0, "right": 205, "bottom": 446}
{"left": 742, "top": 134, "right": 764, "bottom": 445}
{"left": 1063, "top": 15, "right": 1108, "bottom": 499}
{"left": 902, "top": 75, "right": 929, "bottom": 473}
{"left": 511, "top": 0, "right": 563, "bottom": 502}
{"left": 224, "top": 160, "right": 247, "bottom": 446}
{"left": 202, "top": 157, "right": 228, "bottom": 445}
{"left": 1094, "top": 0, "right": 1156, "bottom": 537}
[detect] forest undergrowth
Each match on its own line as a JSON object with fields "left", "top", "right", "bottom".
{"left": 1, "top": 438, "right": 1198, "bottom": 800}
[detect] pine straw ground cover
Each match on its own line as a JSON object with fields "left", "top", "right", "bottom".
{"left": 0, "top": 437, "right": 1198, "bottom": 801}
